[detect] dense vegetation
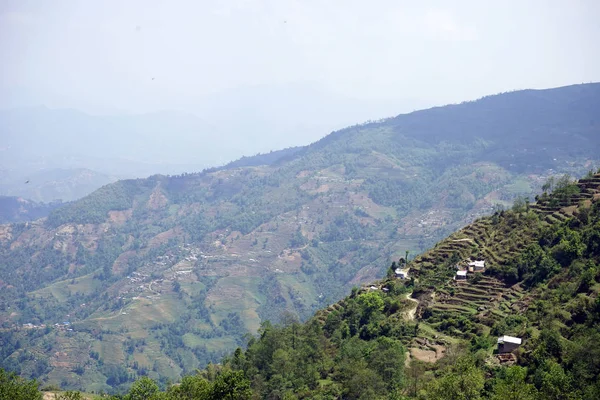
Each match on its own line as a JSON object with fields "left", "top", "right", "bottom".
{"left": 3, "top": 172, "right": 600, "bottom": 398}
{"left": 0, "top": 84, "right": 599, "bottom": 392}
{"left": 205, "top": 178, "right": 600, "bottom": 399}
{"left": 0, "top": 196, "right": 64, "bottom": 223}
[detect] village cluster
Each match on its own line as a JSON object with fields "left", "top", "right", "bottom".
{"left": 454, "top": 259, "right": 486, "bottom": 281}
{"left": 387, "top": 258, "right": 523, "bottom": 357}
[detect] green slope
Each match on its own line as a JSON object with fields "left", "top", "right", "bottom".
{"left": 6, "top": 165, "right": 600, "bottom": 400}
{"left": 190, "top": 171, "right": 600, "bottom": 399}
{"left": 0, "top": 83, "right": 599, "bottom": 392}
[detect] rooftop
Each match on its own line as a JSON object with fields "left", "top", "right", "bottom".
{"left": 497, "top": 335, "right": 522, "bottom": 345}
{"left": 456, "top": 270, "right": 467, "bottom": 276}
{"left": 468, "top": 260, "right": 485, "bottom": 268}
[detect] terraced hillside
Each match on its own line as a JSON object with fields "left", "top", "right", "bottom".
{"left": 1, "top": 84, "right": 599, "bottom": 392}
{"left": 338, "top": 172, "right": 600, "bottom": 364}
{"left": 212, "top": 170, "right": 600, "bottom": 399}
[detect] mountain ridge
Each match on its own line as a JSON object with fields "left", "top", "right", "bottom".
{"left": 216, "top": 169, "right": 600, "bottom": 399}
{"left": 4, "top": 163, "right": 600, "bottom": 399}
{"left": 0, "top": 83, "right": 599, "bottom": 392}
{"left": 0, "top": 196, "right": 64, "bottom": 224}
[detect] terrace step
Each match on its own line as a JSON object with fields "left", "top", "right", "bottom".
{"left": 430, "top": 303, "right": 476, "bottom": 315}
{"left": 442, "top": 297, "right": 486, "bottom": 307}
{"left": 451, "top": 293, "right": 492, "bottom": 303}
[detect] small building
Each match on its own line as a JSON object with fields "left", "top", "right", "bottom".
{"left": 369, "top": 285, "right": 378, "bottom": 290}
{"left": 497, "top": 335, "right": 522, "bottom": 353}
{"left": 395, "top": 268, "right": 408, "bottom": 279}
{"left": 455, "top": 270, "right": 468, "bottom": 280}
{"left": 468, "top": 260, "right": 485, "bottom": 272}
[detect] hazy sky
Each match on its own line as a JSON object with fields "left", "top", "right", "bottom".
{"left": 1, "top": 0, "right": 600, "bottom": 118}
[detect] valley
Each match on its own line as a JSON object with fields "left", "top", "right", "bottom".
{"left": 0, "top": 83, "right": 599, "bottom": 393}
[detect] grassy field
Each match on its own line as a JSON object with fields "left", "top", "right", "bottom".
{"left": 32, "top": 272, "right": 102, "bottom": 302}
{"left": 207, "top": 276, "right": 264, "bottom": 333}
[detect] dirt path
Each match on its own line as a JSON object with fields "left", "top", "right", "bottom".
{"left": 405, "top": 293, "right": 419, "bottom": 321}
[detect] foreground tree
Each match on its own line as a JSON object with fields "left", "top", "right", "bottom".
{"left": 167, "top": 374, "right": 211, "bottom": 399}
{"left": 55, "top": 391, "right": 84, "bottom": 400}
{"left": 0, "top": 368, "right": 42, "bottom": 400}
{"left": 491, "top": 366, "right": 538, "bottom": 400}
{"left": 126, "top": 377, "right": 160, "bottom": 400}
{"left": 210, "top": 370, "right": 251, "bottom": 400}
{"left": 426, "top": 357, "right": 484, "bottom": 400}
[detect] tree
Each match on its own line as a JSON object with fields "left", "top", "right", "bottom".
{"left": 538, "top": 361, "right": 576, "bottom": 400}
{"left": 388, "top": 261, "right": 398, "bottom": 278}
{"left": 427, "top": 357, "right": 484, "bottom": 400}
{"left": 126, "top": 377, "right": 160, "bottom": 400}
{"left": 356, "top": 292, "right": 385, "bottom": 331}
{"left": 356, "top": 292, "right": 384, "bottom": 315}
{"left": 335, "top": 358, "right": 385, "bottom": 400}
{"left": 210, "top": 370, "right": 251, "bottom": 400}
{"left": 172, "top": 281, "right": 181, "bottom": 293}
{"left": 54, "top": 392, "right": 84, "bottom": 400}
{"left": 0, "top": 368, "right": 42, "bottom": 400}
{"left": 512, "top": 196, "right": 528, "bottom": 213}
{"left": 542, "top": 176, "right": 555, "bottom": 193}
{"left": 491, "top": 366, "right": 538, "bottom": 400}
{"left": 167, "top": 375, "right": 211, "bottom": 400}
{"left": 368, "top": 337, "right": 405, "bottom": 390}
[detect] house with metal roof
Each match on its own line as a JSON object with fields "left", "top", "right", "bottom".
{"left": 395, "top": 268, "right": 408, "bottom": 279}
{"left": 455, "top": 270, "right": 468, "bottom": 280}
{"left": 468, "top": 260, "right": 486, "bottom": 272}
{"left": 497, "top": 335, "right": 522, "bottom": 353}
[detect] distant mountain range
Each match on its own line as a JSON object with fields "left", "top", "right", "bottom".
{"left": 0, "top": 83, "right": 598, "bottom": 392}
{"left": 1, "top": 82, "right": 430, "bottom": 203}
{"left": 0, "top": 107, "right": 220, "bottom": 173}
{"left": 0, "top": 196, "right": 64, "bottom": 224}
{"left": 0, "top": 168, "right": 118, "bottom": 204}
{"left": 0, "top": 107, "right": 223, "bottom": 202}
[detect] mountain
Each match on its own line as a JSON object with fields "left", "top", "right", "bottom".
{"left": 0, "top": 83, "right": 599, "bottom": 392}
{"left": 1, "top": 82, "right": 429, "bottom": 151}
{"left": 6, "top": 158, "right": 600, "bottom": 400}
{"left": 193, "top": 82, "right": 430, "bottom": 152}
{"left": 0, "top": 196, "right": 63, "bottom": 224}
{"left": 201, "top": 171, "right": 600, "bottom": 399}
{"left": 0, "top": 168, "right": 119, "bottom": 203}
{"left": 0, "top": 107, "right": 221, "bottom": 183}
{"left": 215, "top": 147, "right": 305, "bottom": 170}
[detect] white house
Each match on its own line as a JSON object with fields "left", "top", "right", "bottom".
{"left": 395, "top": 268, "right": 408, "bottom": 279}
{"left": 455, "top": 270, "right": 468, "bottom": 280}
{"left": 468, "top": 260, "right": 485, "bottom": 271}
{"left": 497, "top": 335, "right": 522, "bottom": 353}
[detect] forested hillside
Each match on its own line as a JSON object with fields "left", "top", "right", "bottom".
{"left": 178, "top": 171, "right": 600, "bottom": 399}
{"left": 0, "top": 196, "right": 63, "bottom": 224}
{"left": 0, "top": 83, "right": 599, "bottom": 392}
{"left": 5, "top": 167, "right": 600, "bottom": 400}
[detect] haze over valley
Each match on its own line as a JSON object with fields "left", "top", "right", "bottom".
{"left": 1, "top": 1, "right": 600, "bottom": 398}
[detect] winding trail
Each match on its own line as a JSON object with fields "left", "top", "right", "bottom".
{"left": 405, "top": 293, "right": 419, "bottom": 321}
